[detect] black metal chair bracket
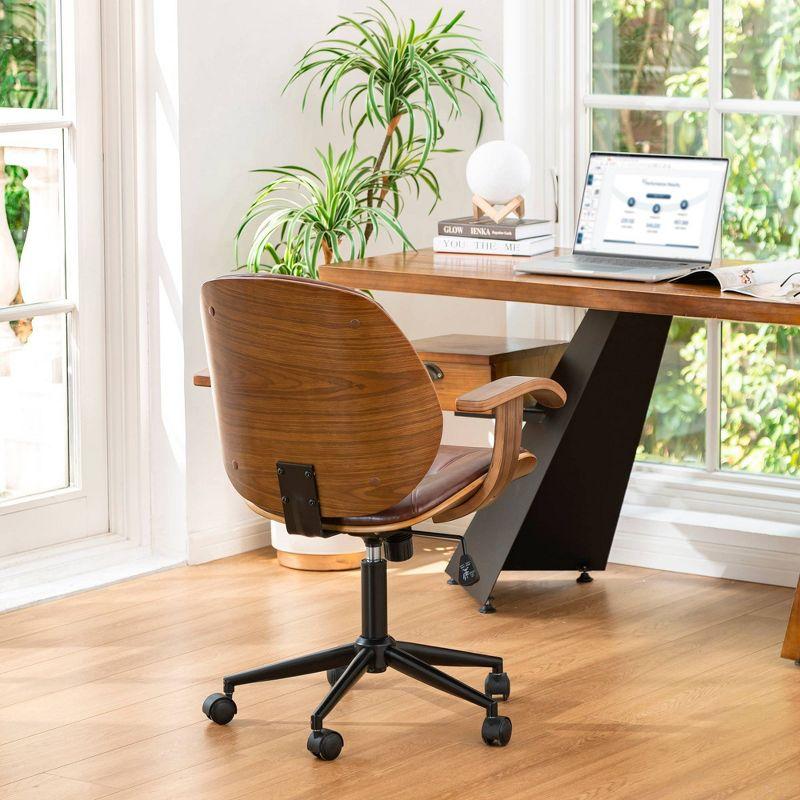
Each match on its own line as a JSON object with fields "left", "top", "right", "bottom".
{"left": 276, "top": 461, "right": 323, "bottom": 537}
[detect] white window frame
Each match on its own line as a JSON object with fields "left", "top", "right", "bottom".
{"left": 0, "top": 0, "right": 108, "bottom": 546}
{"left": 574, "top": 0, "right": 800, "bottom": 502}
{"left": 0, "top": 0, "right": 177, "bottom": 609}
{"left": 504, "top": 0, "right": 800, "bottom": 584}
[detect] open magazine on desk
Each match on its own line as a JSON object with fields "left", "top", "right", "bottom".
{"left": 677, "top": 260, "right": 800, "bottom": 302}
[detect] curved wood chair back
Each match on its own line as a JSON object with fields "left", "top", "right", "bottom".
{"left": 201, "top": 274, "right": 443, "bottom": 521}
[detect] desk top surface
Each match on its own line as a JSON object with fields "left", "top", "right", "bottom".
{"left": 320, "top": 248, "right": 800, "bottom": 325}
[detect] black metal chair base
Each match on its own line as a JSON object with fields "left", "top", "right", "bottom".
{"left": 203, "top": 635, "right": 512, "bottom": 759}
{"left": 203, "top": 543, "right": 513, "bottom": 759}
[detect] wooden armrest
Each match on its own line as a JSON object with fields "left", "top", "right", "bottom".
{"left": 434, "top": 376, "right": 567, "bottom": 524}
{"left": 194, "top": 368, "right": 211, "bottom": 387}
{"left": 456, "top": 375, "right": 566, "bottom": 413}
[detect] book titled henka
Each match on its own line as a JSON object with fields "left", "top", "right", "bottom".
{"left": 433, "top": 234, "right": 555, "bottom": 257}
{"left": 438, "top": 216, "right": 554, "bottom": 241}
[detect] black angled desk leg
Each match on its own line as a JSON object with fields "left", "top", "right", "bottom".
{"left": 446, "top": 310, "right": 673, "bottom": 611}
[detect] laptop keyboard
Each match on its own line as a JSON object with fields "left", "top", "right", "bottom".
{"left": 560, "top": 255, "right": 692, "bottom": 271}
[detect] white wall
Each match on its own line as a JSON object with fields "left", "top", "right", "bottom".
{"left": 367, "top": 0, "right": 506, "bottom": 450}
{"left": 178, "top": 0, "right": 339, "bottom": 561}
{"left": 142, "top": 0, "right": 507, "bottom": 562}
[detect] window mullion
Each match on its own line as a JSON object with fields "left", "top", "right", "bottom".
{"left": 0, "top": 300, "right": 76, "bottom": 323}
{"left": 704, "top": 0, "right": 724, "bottom": 472}
{"left": 708, "top": 0, "right": 724, "bottom": 158}
{"left": 705, "top": 320, "right": 722, "bottom": 472}
{"left": 0, "top": 118, "right": 72, "bottom": 135}
{"left": 583, "top": 94, "right": 709, "bottom": 112}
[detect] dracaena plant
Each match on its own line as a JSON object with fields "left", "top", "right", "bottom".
{"left": 236, "top": 145, "right": 413, "bottom": 277}
{"left": 238, "top": 2, "right": 501, "bottom": 276}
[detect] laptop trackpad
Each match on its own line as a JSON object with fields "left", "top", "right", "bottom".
{"left": 572, "top": 264, "right": 633, "bottom": 274}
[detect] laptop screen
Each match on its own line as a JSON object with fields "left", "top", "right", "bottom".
{"left": 574, "top": 153, "right": 729, "bottom": 262}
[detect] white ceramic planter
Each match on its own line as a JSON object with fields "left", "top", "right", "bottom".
{"left": 270, "top": 521, "right": 363, "bottom": 571}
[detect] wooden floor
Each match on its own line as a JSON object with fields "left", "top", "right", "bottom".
{"left": 1, "top": 544, "right": 799, "bottom": 800}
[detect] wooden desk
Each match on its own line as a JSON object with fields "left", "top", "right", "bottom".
{"left": 321, "top": 248, "right": 800, "bottom": 663}
{"left": 321, "top": 248, "right": 800, "bottom": 324}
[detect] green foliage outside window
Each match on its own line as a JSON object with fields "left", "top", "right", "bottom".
{"left": 1, "top": 0, "right": 52, "bottom": 258}
{"left": 637, "top": 318, "right": 707, "bottom": 466}
{"left": 592, "top": 0, "right": 800, "bottom": 477}
{"left": 722, "top": 323, "right": 800, "bottom": 474}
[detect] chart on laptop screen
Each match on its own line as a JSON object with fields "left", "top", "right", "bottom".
{"left": 575, "top": 153, "right": 728, "bottom": 262}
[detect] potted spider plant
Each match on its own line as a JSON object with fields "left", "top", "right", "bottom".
{"left": 235, "top": 144, "right": 415, "bottom": 276}
{"left": 235, "top": 2, "right": 501, "bottom": 569}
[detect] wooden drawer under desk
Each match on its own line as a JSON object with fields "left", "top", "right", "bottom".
{"left": 411, "top": 334, "right": 567, "bottom": 413}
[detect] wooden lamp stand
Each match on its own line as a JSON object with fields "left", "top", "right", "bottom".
{"left": 472, "top": 193, "right": 525, "bottom": 224}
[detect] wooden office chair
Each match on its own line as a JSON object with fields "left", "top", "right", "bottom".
{"left": 199, "top": 273, "right": 566, "bottom": 760}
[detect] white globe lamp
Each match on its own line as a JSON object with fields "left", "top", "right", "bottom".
{"left": 466, "top": 140, "right": 531, "bottom": 223}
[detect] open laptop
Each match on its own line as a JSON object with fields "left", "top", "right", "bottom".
{"left": 518, "top": 152, "right": 729, "bottom": 282}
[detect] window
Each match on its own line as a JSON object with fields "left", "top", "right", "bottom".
{"left": 0, "top": 0, "right": 108, "bottom": 555}
{"left": 583, "top": 0, "right": 800, "bottom": 478}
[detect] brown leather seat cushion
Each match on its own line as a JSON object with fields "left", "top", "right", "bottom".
{"left": 328, "top": 444, "right": 535, "bottom": 527}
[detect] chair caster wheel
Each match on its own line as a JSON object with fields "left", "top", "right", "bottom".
{"left": 202, "top": 693, "right": 237, "bottom": 725}
{"left": 326, "top": 667, "right": 346, "bottom": 686}
{"left": 307, "top": 728, "right": 344, "bottom": 760}
{"left": 481, "top": 715, "right": 512, "bottom": 746}
{"left": 485, "top": 671, "right": 511, "bottom": 701}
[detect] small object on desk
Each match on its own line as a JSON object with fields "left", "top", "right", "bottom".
{"left": 466, "top": 139, "right": 531, "bottom": 224}
{"left": 434, "top": 234, "right": 555, "bottom": 257}
{"left": 439, "top": 139, "right": 553, "bottom": 257}
{"left": 519, "top": 152, "right": 729, "bottom": 282}
{"left": 686, "top": 258, "right": 800, "bottom": 302}
{"left": 438, "top": 215, "right": 553, "bottom": 241}
{"left": 472, "top": 194, "right": 526, "bottom": 224}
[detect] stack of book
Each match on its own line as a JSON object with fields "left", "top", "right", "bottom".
{"left": 433, "top": 216, "right": 555, "bottom": 257}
